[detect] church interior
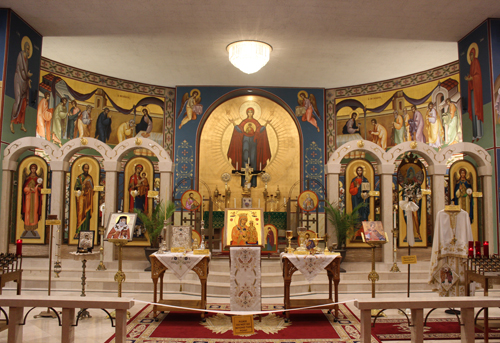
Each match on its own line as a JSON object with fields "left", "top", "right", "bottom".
{"left": 1, "top": 1, "right": 500, "bottom": 342}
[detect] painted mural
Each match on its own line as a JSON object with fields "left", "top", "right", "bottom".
{"left": 173, "top": 87, "right": 325, "bottom": 214}
{"left": 2, "top": 11, "right": 43, "bottom": 143}
{"left": 332, "top": 74, "right": 462, "bottom": 153}
{"left": 458, "top": 21, "right": 492, "bottom": 149}
{"left": 326, "top": 62, "right": 461, "bottom": 159}
{"left": 39, "top": 58, "right": 175, "bottom": 154}
{"left": 489, "top": 19, "right": 500, "bottom": 142}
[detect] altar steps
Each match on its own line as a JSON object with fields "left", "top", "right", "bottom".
{"left": 5, "top": 258, "right": 442, "bottom": 297}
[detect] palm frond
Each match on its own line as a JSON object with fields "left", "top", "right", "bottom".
{"left": 134, "top": 200, "right": 176, "bottom": 246}
{"left": 324, "top": 200, "right": 366, "bottom": 249}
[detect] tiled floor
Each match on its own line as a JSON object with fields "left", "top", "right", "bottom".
{"left": 0, "top": 288, "right": 497, "bottom": 342}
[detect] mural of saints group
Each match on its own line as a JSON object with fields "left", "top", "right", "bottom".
{"left": 35, "top": 72, "right": 165, "bottom": 148}
{"left": 335, "top": 75, "right": 463, "bottom": 151}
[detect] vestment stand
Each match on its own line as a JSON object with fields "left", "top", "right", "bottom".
{"left": 108, "top": 239, "right": 130, "bottom": 319}
{"left": 363, "top": 232, "right": 387, "bottom": 317}
{"left": 35, "top": 215, "right": 58, "bottom": 319}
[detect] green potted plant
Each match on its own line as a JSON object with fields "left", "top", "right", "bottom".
{"left": 135, "top": 200, "right": 175, "bottom": 270}
{"left": 324, "top": 200, "right": 366, "bottom": 250}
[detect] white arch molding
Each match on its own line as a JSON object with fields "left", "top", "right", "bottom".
{"left": 325, "top": 140, "right": 493, "bottom": 263}
{"left": 1, "top": 137, "right": 173, "bottom": 262}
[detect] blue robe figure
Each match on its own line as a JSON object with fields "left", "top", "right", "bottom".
{"left": 95, "top": 108, "right": 112, "bottom": 143}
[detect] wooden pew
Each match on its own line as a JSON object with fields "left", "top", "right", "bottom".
{"left": 0, "top": 295, "right": 134, "bottom": 343}
{"left": 354, "top": 296, "right": 500, "bottom": 343}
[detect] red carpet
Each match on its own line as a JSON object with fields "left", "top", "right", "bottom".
{"left": 371, "top": 317, "right": 500, "bottom": 341}
{"left": 105, "top": 303, "right": 383, "bottom": 342}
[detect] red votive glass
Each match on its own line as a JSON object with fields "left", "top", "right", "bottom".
{"left": 16, "top": 239, "right": 22, "bottom": 256}
{"left": 484, "top": 241, "right": 489, "bottom": 258}
{"left": 475, "top": 241, "right": 482, "bottom": 258}
{"left": 469, "top": 241, "right": 474, "bottom": 257}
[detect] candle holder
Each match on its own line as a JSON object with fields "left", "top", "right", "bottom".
{"left": 96, "top": 226, "right": 107, "bottom": 271}
{"left": 286, "top": 230, "right": 294, "bottom": 253}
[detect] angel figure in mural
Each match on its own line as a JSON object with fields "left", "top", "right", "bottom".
{"left": 369, "top": 119, "right": 387, "bottom": 149}
{"left": 425, "top": 102, "right": 444, "bottom": 148}
{"left": 74, "top": 163, "right": 94, "bottom": 239}
{"left": 452, "top": 168, "right": 473, "bottom": 224}
{"left": 36, "top": 92, "right": 53, "bottom": 141}
{"left": 296, "top": 91, "right": 321, "bottom": 132}
{"left": 441, "top": 98, "right": 460, "bottom": 145}
{"left": 52, "top": 98, "right": 68, "bottom": 145}
{"left": 21, "top": 164, "right": 43, "bottom": 238}
{"left": 464, "top": 44, "right": 483, "bottom": 141}
{"left": 10, "top": 37, "right": 33, "bottom": 134}
{"left": 227, "top": 106, "right": 272, "bottom": 174}
{"left": 178, "top": 89, "right": 203, "bottom": 129}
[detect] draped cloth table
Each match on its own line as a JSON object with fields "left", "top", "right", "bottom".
{"left": 281, "top": 253, "right": 342, "bottom": 320}
{"left": 151, "top": 252, "right": 210, "bottom": 319}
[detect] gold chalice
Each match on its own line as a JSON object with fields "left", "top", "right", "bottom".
{"left": 286, "top": 230, "right": 294, "bottom": 253}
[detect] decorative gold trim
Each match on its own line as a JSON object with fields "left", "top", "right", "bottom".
{"left": 357, "top": 140, "right": 364, "bottom": 148}
{"left": 80, "top": 137, "right": 88, "bottom": 145}
{"left": 135, "top": 137, "right": 142, "bottom": 146}
{"left": 410, "top": 141, "right": 417, "bottom": 149}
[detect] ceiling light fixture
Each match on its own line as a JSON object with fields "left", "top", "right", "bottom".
{"left": 227, "top": 40, "right": 272, "bottom": 74}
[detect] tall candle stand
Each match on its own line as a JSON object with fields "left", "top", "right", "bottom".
{"left": 390, "top": 204, "right": 400, "bottom": 272}
{"left": 96, "top": 226, "right": 107, "bottom": 271}
{"left": 108, "top": 238, "right": 131, "bottom": 319}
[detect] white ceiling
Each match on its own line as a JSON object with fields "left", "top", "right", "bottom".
{"left": 4, "top": 0, "right": 500, "bottom": 89}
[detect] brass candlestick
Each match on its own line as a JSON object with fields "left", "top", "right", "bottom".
{"left": 286, "top": 230, "right": 294, "bottom": 253}
{"left": 96, "top": 226, "right": 106, "bottom": 271}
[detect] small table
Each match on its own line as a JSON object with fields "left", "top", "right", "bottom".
{"left": 466, "top": 270, "right": 500, "bottom": 343}
{"left": 281, "top": 254, "right": 341, "bottom": 320}
{"left": 69, "top": 251, "right": 99, "bottom": 319}
{"left": 151, "top": 253, "right": 210, "bottom": 319}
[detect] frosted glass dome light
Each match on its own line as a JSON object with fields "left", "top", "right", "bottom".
{"left": 227, "top": 40, "right": 272, "bottom": 74}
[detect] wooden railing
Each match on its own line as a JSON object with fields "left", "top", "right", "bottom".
{"left": 0, "top": 295, "right": 134, "bottom": 343}
{"left": 354, "top": 296, "right": 499, "bottom": 343}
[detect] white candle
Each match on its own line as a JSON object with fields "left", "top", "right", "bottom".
{"left": 248, "top": 157, "right": 250, "bottom": 165}
{"left": 234, "top": 198, "right": 236, "bottom": 208}
{"left": 260, "top": 162, "right": 262, "bottom": 170}
{"left": 236, "top": 162, "right": 238, "bottom": 170}
{"left": 393, "top": 211, "right": 396, "bottom": 229}
{"left": 101, "top": 210, "right": 105, "bottom": 226}
{"left": 258, "top": 199, "right": 260, "bottom": 208}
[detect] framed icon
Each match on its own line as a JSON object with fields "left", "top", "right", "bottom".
{"left": 105, "top": 213, "right": 137, "bottom": 241}
{"left": 224, "top": 208, "right": 263, "bottom": 247}
{"left": 361, "top": 221, "right": 386, "bottom": 242}
{"left": 181, "top": 190, "right": 202, "bottom": 211}
{"left": 298, "top": 191, "right": 318, "bottom": 212}
{"left": 78, "top": 231, "right": 95, "bottom": 252}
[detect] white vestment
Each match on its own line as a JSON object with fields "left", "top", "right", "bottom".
{"left": 428, "top": 209, "right": 472, "bottom": 296}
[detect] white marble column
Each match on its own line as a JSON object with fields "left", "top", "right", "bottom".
{"left": 103, "top": 161, "right": 121, "bottom": 262}
{"left": 325, "top": 161, "right": 340, "bottom": 246}
{"left": 0, "top": 169, "right": 14, "bottom": 253}
{"left": 428, "top": 165, "right": 446, "bottom": 226}
{"left": 48, "top": 161, "right": 69, "bottom": 263}
{"left": 482, "top": 175, "right": 494, "bottom": 244}
{"left": 380, "top": 170, "right": 394, "bottom": 263}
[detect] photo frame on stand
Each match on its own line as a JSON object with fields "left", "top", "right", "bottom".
{"left": 105, "top": 213, "right": 137, "bottom": 241}
{"left": 78, "top": 231, "right": 95, "bottom": 253}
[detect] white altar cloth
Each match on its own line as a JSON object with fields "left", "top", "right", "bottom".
{"left": 230, "top": 247, "right": 261, "bottom": 312}
{"left": 280, "top": 253, "right": 340, "bottom": 282}
{"left": 152, "top": 252, "right": 210, "bottom": 280}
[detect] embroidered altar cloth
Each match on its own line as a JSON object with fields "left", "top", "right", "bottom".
{"left": 152, "top": 252, "right": 210, "bottom": 280}
{"left": 230, "top": 247, "right": 261, "bottom": 312}
{"left": 281, "top": 253, "right": 340, "bottom": 282}
{"left": 428, "top": 209, "right": 472, "bottom": 296}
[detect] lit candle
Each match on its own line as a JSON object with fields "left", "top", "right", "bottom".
{"left": 469, "top": 241, "right": 474, "bottom": 258}
{"left": 16, "top": 239, "right": 22, "bottom": 256}
{"left": 484, "top": 241, "right": 489, "bottom": 258}
{"left": 248, "top": 157, "right": 250, "bottom": 165}
{"left": 475, "top": 241, "right": 481, "bottom": 258}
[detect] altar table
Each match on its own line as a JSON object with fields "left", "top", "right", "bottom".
{"left": 151, "top": 252, "right": 210, "bottom": 319}
{"left": 281, "top": 253, "right": 341, "bottom": 320}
